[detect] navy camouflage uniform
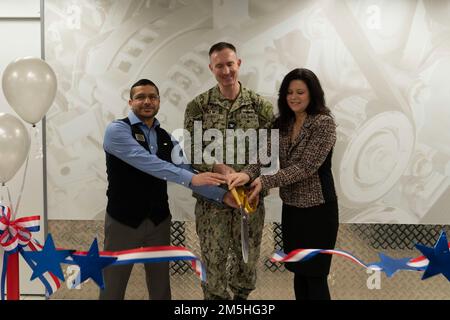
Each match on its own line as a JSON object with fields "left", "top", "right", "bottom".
{"left": 184, "top": 84, "right": 273, "bottom": 299}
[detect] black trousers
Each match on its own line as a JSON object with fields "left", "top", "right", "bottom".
{"left": 282, "top": 201, "right": 339, "bottom": 300}
{"left": 282, "top": 201, "right": 339, "bottom": 275}
{"left": 294, "top": 273, "right": 330, "bottom": 300}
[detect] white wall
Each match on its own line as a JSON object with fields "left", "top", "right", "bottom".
{"left": 43, "top": 0, "right": 450, "bottom": 225}
{"left": 0, "top": 0, "right": 45, "bottom": 296}
{"left": 0, "top": 0, "right": 40, "bottom": 17}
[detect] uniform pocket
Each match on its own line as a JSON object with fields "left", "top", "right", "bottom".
{"left": 203, "top": 111, "right": 226, "bottom": 130}
{"left": 238, "top": 112, "right": 259, "bottom": 130}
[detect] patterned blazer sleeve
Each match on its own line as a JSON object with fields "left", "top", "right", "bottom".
{"left": 241, "top": 164, "right": 260, "bottom": 181}
{"left": 260, "top": 115, "right": 336, "bottom": 191}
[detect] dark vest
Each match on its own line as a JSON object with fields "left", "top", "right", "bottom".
{"left": 105, "top": 117, "right": 174, "bottom": 228}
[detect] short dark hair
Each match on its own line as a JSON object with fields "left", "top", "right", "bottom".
{"left": 208, "top": 42, "right": 237, "bottom": 57}
{"left": 274, "top": 68, "right": 331, "bottom": 132}
{"left": 130, "top": 79, "right": 159, "bottom": 99}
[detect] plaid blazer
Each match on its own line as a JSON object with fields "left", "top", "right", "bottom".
{"left": 243, "top": 113, "right": 337, "bottom": 208}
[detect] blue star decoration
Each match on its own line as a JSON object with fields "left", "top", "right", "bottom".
{"left": 415, "top": 231, "right": 450, "bottom": 281}
{"left": 71, "top": 238, "right": 117, "bottom": 289}
{"left": 22, "top": 234, "right": 73, "bottom": 281}
{"left": 369, "top": 253, "right": 417, "bottom": 278}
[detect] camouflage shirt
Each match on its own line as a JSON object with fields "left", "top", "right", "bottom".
{"left": 184, "top": 84, "right": 273, "bottom": 173}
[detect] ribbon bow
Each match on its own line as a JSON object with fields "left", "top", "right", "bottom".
{"left": 0, "top": 205, "right": 60, "bottom": 300}
{"left": 0, "top": 205, "right": 40, "bottom": 253}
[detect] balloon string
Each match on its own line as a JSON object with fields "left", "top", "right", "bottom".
{"left": 0, "top": 183, "right": 16, "bottom": 219}
{"left": 32, "top": 126, "right": 43, "bottom": 159}
{"left": 6, "top": 185, "right": 14, "bottom": 217}
{"left": 13, "top": 149, "right": 30, "bottom": 219}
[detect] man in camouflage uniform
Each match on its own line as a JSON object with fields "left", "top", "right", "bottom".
{"left": 184, "top": 42, "right": 273, "bottom": 300}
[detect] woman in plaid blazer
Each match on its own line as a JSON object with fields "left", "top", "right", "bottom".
{"left": 228, "top": 68, "right": 339, "bottom": 300}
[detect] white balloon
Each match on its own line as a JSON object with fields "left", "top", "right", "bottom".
{"left": 0, "top": 113, "right": 31, "bottom": 183}
{"left": 1, "top": 57, "right": 57, "bottom": 125}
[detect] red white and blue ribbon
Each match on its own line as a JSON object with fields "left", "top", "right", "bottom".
{"left": 2, "top": 210, "right": 206, "bottom": 299}
{"left": 407, "top": 255, "right": 430, "bottom": 269}
{"left": 271, "top": 248, "right": 432, "bottom": 273}
{"left": 0, "top": 205, "right": 60, "bottom": 300}
{"left": 64, "top": 245, "right": 206, "bottom": 283}
{"left": 271, "top": 248, "right": 372, "bottom": 268}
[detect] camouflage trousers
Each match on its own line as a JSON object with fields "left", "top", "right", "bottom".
{"left": 194, "top": 198, "right": 265, "bottom": 300}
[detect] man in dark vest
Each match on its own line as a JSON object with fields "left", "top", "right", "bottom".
{"left": 101, "top": 79, "right": 235, "bottom": 300}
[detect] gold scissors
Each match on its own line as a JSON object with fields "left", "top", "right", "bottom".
{"left": 230, "top": 187, "right": 256, "bottom": 263}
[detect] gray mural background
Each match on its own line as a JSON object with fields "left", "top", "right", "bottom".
{"left": 44, "top": 0, "right": 450, "bottom": 224}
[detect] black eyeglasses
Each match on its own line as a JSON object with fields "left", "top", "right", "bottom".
{"left": 133, "top": 94, "right": 160, "bottom": 102}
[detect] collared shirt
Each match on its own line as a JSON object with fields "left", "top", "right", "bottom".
{"left": 103, "top": 111, "right": 226, "bottom": 203}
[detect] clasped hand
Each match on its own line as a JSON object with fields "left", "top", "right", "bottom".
{"left": 226, "top": 172, "right": 262, "bottom": 209}
{"left": 193, "top": 164, "right": 261, "bottom": 210}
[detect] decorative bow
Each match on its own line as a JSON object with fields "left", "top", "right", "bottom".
{"left": 0, "top": 204, "right": 60, "bottom": 300}
{"left": 0, "top": 205, "right": 39, "bottom": 253}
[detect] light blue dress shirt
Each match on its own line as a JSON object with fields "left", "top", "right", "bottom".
{"left": 103, "top": 111, "right": 226, "bottom": 203}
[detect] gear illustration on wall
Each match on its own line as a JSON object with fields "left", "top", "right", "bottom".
{"left": 44, "top": 0, "right": 450, "bottom": 225}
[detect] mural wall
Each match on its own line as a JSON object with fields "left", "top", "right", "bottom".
{"left": 44, "top": 0, "right": 450, "bottom": 224}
